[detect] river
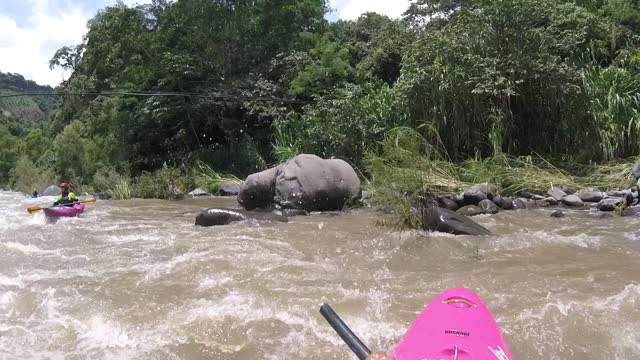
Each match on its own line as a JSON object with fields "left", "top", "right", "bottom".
{"left": 0, "top": 191, "right": 638, "bottom": 359}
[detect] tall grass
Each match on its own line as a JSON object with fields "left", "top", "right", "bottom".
{"left": 582, "top": 65, "right": 640, "bottom": 160}
{"left": 366, "top": 127, "right": 466, "bottom": 215}
{"left": 109, "top": 178, "right": 132, "bottom": 200}
{"left": 191, "top": 160, "right": 241, "bottom": 193}
{"left": 573, "top": 159, "right": 636, "bottom": 190}
{"left": 460, "top": 155, "right": 578, "bottom": 195}
{"left": 92, "top": 167, "right": 132, "bottom": 199}
{"left": 272, "top": 117, "right": 301, "bottom": 163}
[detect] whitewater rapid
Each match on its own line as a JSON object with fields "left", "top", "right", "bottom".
{"left": 0, "top": 191, "right": 638, "bottom": 359}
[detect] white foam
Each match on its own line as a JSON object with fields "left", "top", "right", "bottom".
{"left": 77, "top": 316, "right": 137, "bottom": 350}
{"left": 491, "top": 230, "right": 602, "bottom": 251}
{"left": 133, "top": 250, "right": 213, "bottom": 281}
{"left": 0, "top": 291, "right": 16, "bottom": 314}
{"left": 595, "top": 284, "right": 640, "bottom": 311}
{"left": 197, "top": 274, "right": 233, "bottom": 290}
{"left": 2, "top": 242, "right": 61, "bottom": 256}
{"left": 0, "top": 274, "right": 24, "bottom": 288}
{"left": 102, "top": 233, "right": 165, "bottom": 244}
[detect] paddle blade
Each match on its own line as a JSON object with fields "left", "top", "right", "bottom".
{"left": 81, "top": 198, "right": 97, "bottom": 204}
{"left": 27, "top": 206, "right": 42, "bottom": 214}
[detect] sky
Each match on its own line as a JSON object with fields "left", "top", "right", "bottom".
{"left": 0, "top": 0, "right": 411, "bottom": 87}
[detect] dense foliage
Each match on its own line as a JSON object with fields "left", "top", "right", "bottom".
{"left": 2, "top": 0, "right": 640, "bottom": 198}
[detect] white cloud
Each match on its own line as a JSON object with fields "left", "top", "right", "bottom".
{"left": 0, "top": 0, "right": 151, "bottom": 87}
{"left": 330, "top": 0, "right": 411, "bottom": 21}
{"left": 1, "top": 0, "right": 403, "bottom": 87}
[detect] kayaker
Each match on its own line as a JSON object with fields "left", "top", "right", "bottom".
{"left": 31, "top": 189, "right": 39, "bottom": 197}
{"left": 367, "top": 352, "right": 395, "bottom": 360}
{"left": 53, "top": 182, "right": 78, "bottom": 207}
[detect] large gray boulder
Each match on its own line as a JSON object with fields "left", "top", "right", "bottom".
{"left": 274, "top": 155, "right": 360, "bottom": 211}
{"left": 238, "top": 154, "right": 361, "bottom": 212}
{"left": 237, "top": 166, "right": 281, "bottom": 210}
{"left": 42, "top": 185, "right": 61, "bottom": 196}
{"left": 430, "top": 207, "right": 493, "bottom": 236}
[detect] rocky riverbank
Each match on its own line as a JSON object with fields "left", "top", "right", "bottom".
{"left": 434, "top": 182, "right": 639, "bottom": 218}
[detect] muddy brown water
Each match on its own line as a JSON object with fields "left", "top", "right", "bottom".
{"left": 0, "top": 191, "right": 639, "bottom": 359}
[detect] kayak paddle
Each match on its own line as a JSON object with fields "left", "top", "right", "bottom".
{"left": 27, "top": 198, "right": 96, "bottom": 214}
{"left": 320, "top": 303, "right": 371, "bottom": 360}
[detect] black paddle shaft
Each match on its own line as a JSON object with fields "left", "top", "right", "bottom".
{"left": 320, "top": 303, "right": 372, "bottom": 360}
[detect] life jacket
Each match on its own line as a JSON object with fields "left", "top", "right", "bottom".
{"left": 55, "top": 192, "right": 78, "bottom": 204}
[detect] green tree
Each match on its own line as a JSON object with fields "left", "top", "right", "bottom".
{"left": 53, "top": 120, "right": 87, "bottom": 180}
{"left": 9, "top": 156, "right": 56, "bottom": 194}
{"left": 0, "top": 130, "right": 20, "bottom": 186}
{"left": 20, "top": 129, "right": 50, "bottom": 164}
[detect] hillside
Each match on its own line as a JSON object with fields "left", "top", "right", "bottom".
{"left": 0, "top": 72, "right": 57, "bottom": 124}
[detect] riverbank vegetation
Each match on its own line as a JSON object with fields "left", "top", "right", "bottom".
{"left": 2, "top": 1, "right": 640, "bottom": 208}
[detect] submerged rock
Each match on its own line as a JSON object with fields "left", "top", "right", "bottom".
{"left": 550, "top": 210, "right": 565, "bottom": 218}
{"left": 431, "top": 207, "right": 493, "bottom": 236}
{"left": 622, "top": 206, "right": 640, "bottom": 217}
{"left": 281, "top": 208, "right": 309, "bottom": 217}
{"left": 195, "top": 208, "right": 288, "bottom": 226}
